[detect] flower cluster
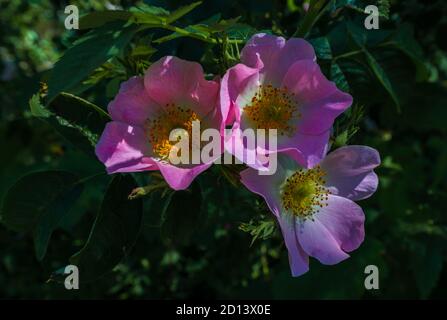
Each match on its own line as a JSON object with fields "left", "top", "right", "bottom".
{"left": 95, "top": 33, "right": 380, "bottom": 277}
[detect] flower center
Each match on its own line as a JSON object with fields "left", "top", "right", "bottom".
{"left": 281, "top": 166, "right": 330, "bottom": 219}
{"left": 145, "top": 103, "right": 200, "bottom": 160}
{"left": 244, "top": 85, "right": 300, "bottom": 136}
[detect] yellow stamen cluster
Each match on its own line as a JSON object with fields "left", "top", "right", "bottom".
{"left": 244, "top": 85, "right": 300, "bottom": 136}
{"left": 145, "top": 103, "right": 199, "bottom": 160}
{"left": 281, "top": 166, "right": 330, "bottom": 220}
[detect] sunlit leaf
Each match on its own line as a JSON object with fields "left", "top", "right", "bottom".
{"left": 167, "top": 1, "right": 202, "bottom": 24}
{"left": 47, "top": 21, "right": 137, "bottom": 102}
{"left": 330, "top": 62, "right": 350, "bottom": 92}
{"left": 79, "top": 11, "right": 131, "bottom": 30}
{"left": 310, "top": 37, "right": 332, "bottom": 60}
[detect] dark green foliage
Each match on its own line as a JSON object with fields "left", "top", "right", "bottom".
{"left": 160, "top": 181, "right": 203, "bottom": 246}
{"left": 70, "top": 175, "right": 143, "bottom": 282}
{"left": 1, "top": 171, "right": 84, "bottom": 261}
{"left": 47, "top": 21, "right": 138, "bottom": 101}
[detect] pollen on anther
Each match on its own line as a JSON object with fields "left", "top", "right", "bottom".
{"left": 280, "top": 166, "right": 331, "bottom": 220}
{"left": 145, "top": 103, "right": 200, "bottom": 161}
{"left": 244, "top": 85, "right": 300, "bottom": 136}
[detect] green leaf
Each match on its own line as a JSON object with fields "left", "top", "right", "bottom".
{"left": 346, "top": 20, "right": 367, "bottom": 47}
{"left": 167, "top": 1, "right": 202, "bottom": 24}
{"left": 411, "top": 241, "right": 444, "bottom": 299}
{"left": 199, "top": 13, "right": 222, "bottom": 26}
{"left": 389, "top": 24, "right": 429, "bottom": 81}
{"left": 48, "top": 92, "right": 110, "bottom": 136}
{"left": 225, "top": 23, "right": 257, "bottom": 41}
{"left": 310, "top": 37, "right": 332, "bottom": 60}
{"left": 160, "top": 181, "right": 202, "bottom": 246}
{"left": 47, "top": 21, "right": 137, "bottom": 102}
{"left": 208, "top": 17, "right": 241, "bottom": 32}
{"left": 364, "top": 50, "right": 400, "bottom": 112}
{"left": 129, "top": 3, "right": 176, "bottom": 25}
{"left": 131, "top": 12, "right": 166, "bottom": 25}
{"left": 239, "top": 217, "right": 276, "bottom": 246}
{"left": 332, "top": 103, "right": 363, "bottom": 147}
{"left": 130, "top": 4, "right": 170, "bottom": 17}
{"left": 342, "top": 22, "right": 399, "bottom": 109}
{"left": 42, "top": 92, "right": 110, "bottom": 155}
{"left": 105, "top": 77, "right": 122, "bottom": 98}
{"left": 294, "top": 0, "right": 330, "bottom": 38}
{"left": 0, "top": 171, "right": 84, "bottom": 261}
{"left": 154, "top": 25, "right": 210, "bottom": 43}
{"left": 330, "top": 62, "right": 350, "bottom": 92}
{"left": 29, "top": 93, "right": 51, "bottom": 118}
{"left": 70, "top": 175, "right": 143, "bottom": 281}
{"left": 377, "top": 0, "right": 391, "bottom": 19}
{"left": 82, "top": 61, "right": 126, "bottom": 86}
{"left": 79, "top": 10, "right": 131, "bottom": 30}
{"left": 153, "top": 15, "right": 245, "bottom": 44}
{"left": 46, "top": 116, "right": 98, "bottom": 155}
{"left": 131, "top": 44, "right": 157, "bottom": 58}
{"left": 332, "top": 0, "right": 390, "bottom": 18}
{"left": 334, "top": 130, "right": 349, "bottom": 147}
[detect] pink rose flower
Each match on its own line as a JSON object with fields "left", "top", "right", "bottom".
{"left": 240, "top": 146, "right": 380, "bottom": 276}
{"left": 95, "top": 56, "right": 223, "bottom": 190}
{"left": 221, "top": 33, "right": 353, "bottom": 169}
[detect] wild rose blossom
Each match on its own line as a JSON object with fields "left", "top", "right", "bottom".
{"left": 95, "top": 56, "right": 223, "bottom": 190}
{"left": 221, "top": 33, "right": 353, "bottom": 169}
{"left": 240, "top": 146, "right": 380, "bottom": 276}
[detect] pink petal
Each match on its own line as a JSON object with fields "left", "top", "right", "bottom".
{"left": 270, "top": 37, "right": 316, "bottom": 85}
{"left": 224, "top": 123, "right": 270, "bottom": 171}
{"left": 239, "top": 166, "right": 286, "bottom": 216}
{"left": 262, "top": 130, "right": 331, "bottom": 169}
{"left": 320, "top": 145, "right": 380, "bottom": 200}
{"left": 241, "top": 34, "right": 316, "bottom": 85}
{"left": 235, "top": 72, "right": 262, "bottom": 117}
{"left": 240, "top": 33, "right": 284, "bottom": 76}
{"left": 282, "top": 60, "right": 352, "bottom": 135}
{"left": 277, "top": 214, "right": 310, "bottom": 277}
{"left": 95, "top": 121, "right": 157, "bottom": 173}
{"left": 240, "top": 159, "right": 309, "bottom": 276}
{"left": 220, "top": 63, "right": 260, "bottom": 125}
{"left": 108, "top": 77, "right": 161, "bottom": 126}
{"left": 144, "top": 56, "right": 219, "bottom": 118}
{"left": 157, "top": 161, "right": 211, "bottom": 191}
{"left": 297, "top": 195, "right": 365, "bottom": 264}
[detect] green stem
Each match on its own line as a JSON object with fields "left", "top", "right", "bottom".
{"left": 138, "top": 24, "right": 244, "bottom": 45}
{"left": 128, "top": 181, "right": 167, "bottom": 200}
{"left": 165, "top": 25, "right": 215, "bottom": 43}
{"left": 292, "top": 0, "right": 333, "bottom": 38}
{"left": 332, "top": 41, "right": 394, "bottom": 61}
{"left": 333, "top": 49, "right": 364, "bottom": 61}
{"left": 76, "top": 172, "right": 106, "bottom": 185}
